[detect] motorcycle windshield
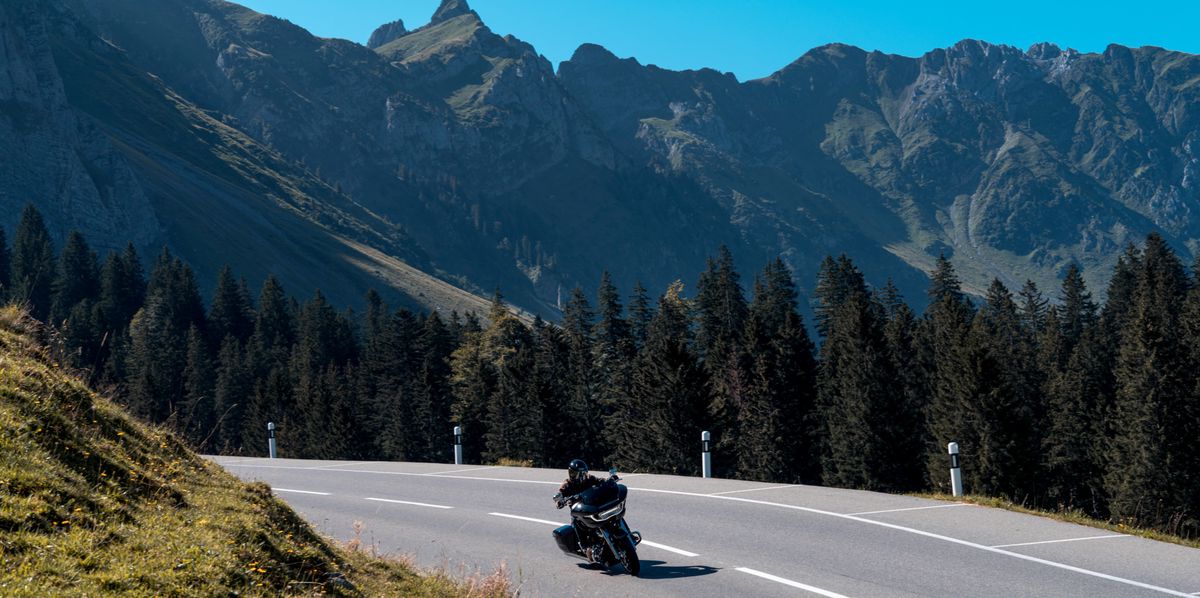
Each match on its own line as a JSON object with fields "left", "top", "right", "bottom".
{"left": 580, "top": 482, "right": 620, "bottom": 509}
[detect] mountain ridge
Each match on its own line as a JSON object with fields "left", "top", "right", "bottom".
{"left": 6, "top": 0, "right": 1200, "bottom": 316}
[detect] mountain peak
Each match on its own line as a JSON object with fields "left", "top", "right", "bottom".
{"left": 367, "top": 19, "right": 407, "bottom": 49}
{"left": 569, "top": 43, "right": 620, "bottom": 64}
{"left": 431, "top": 0, "right": 475, "bottom": 24}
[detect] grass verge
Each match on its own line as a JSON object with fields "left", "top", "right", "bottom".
{"left": 914, "top": 492, "right": 1200, "bottom": 550}
{"left": 0, "top": 305, "right": 509, "bottom": 596}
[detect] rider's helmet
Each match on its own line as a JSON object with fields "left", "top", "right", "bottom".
{"left": 568, "top": 459, "right": 589, "bottom": 482}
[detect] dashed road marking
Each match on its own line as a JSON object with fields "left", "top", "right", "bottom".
{"left": 709, "top": 485, "right": 797, "bottom": 496}
{"left": 488, "top": 512, "right": 560, "bottom": 526}
{"left": 991, "top": 534, "right": 1129, "bottom": 549}
{"left": 364, "top": 497, "right": 453, "bottom": 509}
{"left": 640, "top": 540, "right": 698, "bottom": 557}
{"left": 272, "top": 488, "right": 330, "bottom": 496}
{"left": 848, "top": 503, "right": 970, "bottom": 516}
{"left": 425, "top": 466, "right": 495, "bottom": 475}
{"left": 736, "top": 567, "right": 851, "bottom": 597}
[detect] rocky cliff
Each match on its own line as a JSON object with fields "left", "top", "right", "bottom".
{"left": 7, "top": 0, "right": 1200, "bottom": 314}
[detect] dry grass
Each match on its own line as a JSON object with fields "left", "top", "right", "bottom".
{"left": 0, "top": 305, "right": 510, "bottom": 596}
{"left": 914, "top": 492, "right": 1200, "bottom": 550}
{"left": 490, "top": 458, "right": 534, "bottom": 468}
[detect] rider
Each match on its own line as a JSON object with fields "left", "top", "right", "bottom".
{"left": 557, "top": 459, "right": 604, "bottom": 507}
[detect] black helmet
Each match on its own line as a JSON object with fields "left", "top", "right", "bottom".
{"left": 568, "top": 459, "right": 588, "bottom": 482}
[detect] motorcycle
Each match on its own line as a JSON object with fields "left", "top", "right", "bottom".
{"left": 552, "top": 468, "right": 642, "bottom": 576}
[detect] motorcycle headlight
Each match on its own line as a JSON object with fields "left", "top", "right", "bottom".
{"left": 589, "top": 502, "right": 624, "bottom": 522}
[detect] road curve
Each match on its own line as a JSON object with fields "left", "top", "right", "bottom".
{"left": 211, "top": 457, "right": 1200, "bottom": 598}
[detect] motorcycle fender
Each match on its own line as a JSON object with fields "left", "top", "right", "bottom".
{"left": 598, "top": 528, "right": 619, "bottom": 562}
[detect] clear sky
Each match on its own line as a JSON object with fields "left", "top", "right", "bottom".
{"left": 235, "top": 0, "right": 1199, "bottom": 81}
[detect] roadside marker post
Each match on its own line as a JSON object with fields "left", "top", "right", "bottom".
{"left": 948, "top": 442, "right": 963, "bottom": 497}
{"left": 454, "top": 426, "right": 463, "bottom": 465}
{"left": 268, "top": 422, "right": 277, "bottom": 459}
{"left": 702, "top": 430, "right": 713, "bottom": 479}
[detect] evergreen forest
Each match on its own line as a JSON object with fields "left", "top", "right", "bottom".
{"left": 2, "top": 204, "right": 1197, "bottom": 539}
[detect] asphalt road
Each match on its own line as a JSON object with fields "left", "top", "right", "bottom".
{"left": 211, "top": 457, "right": 1200, "bottom": 597}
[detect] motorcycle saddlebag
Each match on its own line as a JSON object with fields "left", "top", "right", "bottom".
{"left": 553, "top": 524, "right": 579, "bottom": 556}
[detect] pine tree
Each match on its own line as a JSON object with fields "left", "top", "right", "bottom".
{"left": 815, "top": 256, "right": 895, "bottom": 490}
{"left": 1041, "top": 267, "right": 1106, "bottom": 513}
{"left": 11, "top": 204, "right": 56, "bottom": 320}
{"left": 535, "top": 319, "right": 573, "bottom": 466}
{"left": 878, "top": 279, "right": 929, "bottom": 490}
{"left": 1059, "top": 264, "right": 1097, "bottom": 352}
{"left": 1042, "top": 322, "right": 1106, "bottom": 513}
{"left": 416, "top": 311, "right": 455, "bottom": 461}
{"left": 291, "top": 290, "right": 348, "bottom": 457}
{"left": 483, "top": 322, "right": 541, "bottom": 464}
{"left": 1177, "top": 256, "right": 1200, "bottom": 525}
{"left": 562, "top": 287, "right": 604, "bottom": 464}
{"left": 921, "top": 254, "right": 977, "bottom": 491}
{"left": 968, "top": 279, "right": 1041, "bottom": 500}
{"left": 212, "top": 335, "right": 252, "bottom": 452}
{"left": 628, "top": 281, "right": 653, "bottom": 349}
{"left": 126, "top": 293, "right": 186, "bottom": 422}
{"left": 208, "top": 265, "right": 254, "bottom": 348}
{"left": 695, "top": 246, "right": 749, "bottom": 477}
{"left": 738, "top": 258, "right": 819, "bottom": 483}
{"left": 370, "top": 309, "right": 423, "bottom": 460}
{"left": 1017, "top": 279, "right": 1049, "bottom": 335}
{"left": 96, "top": 245, "right": 145, "bottom": 385}
{"left": 735, "top": 311, "right": 788, "bottom": 481}
{"left": 181, "top": 326, "right": 216, "bottom": 451}
{"left": 593, "top": 272, "right": 634, "bottom": 465}
{"left": 1105, "top": 233, "right": 1190, "bottom": 529}
{"left": 450, "top": 330, "right": 495, "bottom": 464}
{"left": 50, "top": 231, "right": 100, "bottom": 326}
{"left": 611, "top": 282, "right": 708, "bottom": 475}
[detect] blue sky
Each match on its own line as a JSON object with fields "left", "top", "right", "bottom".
{"left": 236, "top": 1, "right": 1199, "bottom": 81}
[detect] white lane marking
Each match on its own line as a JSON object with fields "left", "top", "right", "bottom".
{"left": 425, "top": 466, "right": 495, "bottom": 475}
{"left": 225, "top": 462, "right": 1191, "bottom": 596}
{"left": 640, "top": 540, "right": 699, "bottom": 557}
{"left": 736, "top": 567, "right": 851, "bottom": 597}
{"left": 310, "top": 461, "right": 370, "bottom": 469}
{"left": 364, "top": 497, "right": 453, "bottom": 509}
{"left": 848, "top": 503, "right": 970, "bottom": 516}
{"left": 272, "top": 488, "right": 331, "bottom": 496}
{"left": 625, "top": 488, "right": 1191, "bottom": 597}
{"left": 489, "top": 512, "right": 560, "bottom": 526}
{"left": 991, "top": 534, "right": 1129, "bottom": 549}
{"left": 709, "top": 484, "right": 797, "bottom": 496}
{"left": 488, "top": 513, "right": 699, "bottom": 557}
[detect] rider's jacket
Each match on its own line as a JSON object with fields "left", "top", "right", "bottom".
{"left": 558, "top": 474, "right": 604, "bottom": 498}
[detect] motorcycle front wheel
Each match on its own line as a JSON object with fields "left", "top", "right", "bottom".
{"left": 617, "top": 535, "right": 640, "bottom": 576}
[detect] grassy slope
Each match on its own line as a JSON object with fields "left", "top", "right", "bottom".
{"left": 0, "top": 306, "right": 508, "bottom": 597}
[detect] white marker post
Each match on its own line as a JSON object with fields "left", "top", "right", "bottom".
{"left": 453, "top": 426, "right": 463, "bottom": 465}
{"left": 701, "top": 430, "right": 712, "bottom": 479}
{"left": 267, "top": 422, "right": 277, "bottom": 459}
{"left": 948, "top": 442, "right": 963, "bottom": 497}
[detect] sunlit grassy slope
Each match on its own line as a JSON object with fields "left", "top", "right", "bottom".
{"left": 0, "top": 306, "right": 508, "bottom": 597}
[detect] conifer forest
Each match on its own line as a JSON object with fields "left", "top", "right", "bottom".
{"left": 3, "top": 204, "right": 1197, "bottom": 539}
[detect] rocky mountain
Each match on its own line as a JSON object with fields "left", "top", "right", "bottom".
{"left": 5, "top": 0, "right": 1199, "bottom": 315}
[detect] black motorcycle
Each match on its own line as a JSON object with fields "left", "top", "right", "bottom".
{"left": 552, "top": 468, "right": 642, "bottom": 576}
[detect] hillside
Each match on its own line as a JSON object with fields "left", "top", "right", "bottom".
{"left": 0, "top": 306, "right": 507, "bottom": 596}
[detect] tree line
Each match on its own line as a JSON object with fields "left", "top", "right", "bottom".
{"left": 1, "top": 204, "right": 1197, "bottom": 538}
